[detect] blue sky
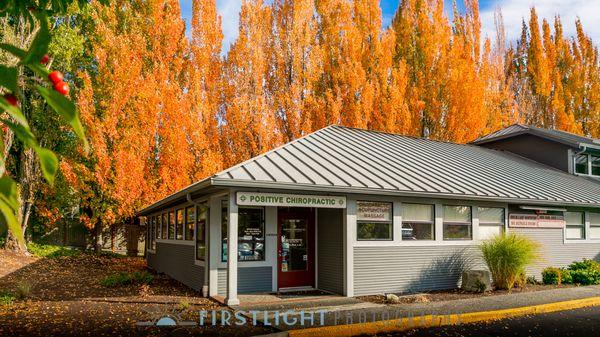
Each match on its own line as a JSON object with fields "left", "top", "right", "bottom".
{"left": 179, "top": 1, "right": 600, "bottom": 52}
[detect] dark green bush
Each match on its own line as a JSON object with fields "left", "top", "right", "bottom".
{"left": 570, "top": 269, "right": 600, "bottom": 285}
{"left": 542, "top": 267, "right": 562, "bottom": 285}
{"left": 100, "top": 271, "right": 154, "bottom": 287}
{"left": 568, "top": 259, "right": 600, "bottom": 272}
{"left": 0, "top": 291, "right": 15, "bottom": 306}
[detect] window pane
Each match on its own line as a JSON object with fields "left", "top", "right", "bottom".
{"left": 443, "top": 224, "right": 472, "bottom": 240}
{"left": 357, "top": 222, "right": 392, "bottom": 240}
{"left": 565, "top": 212, "right": 584, "bottom": 226}
{"left": 591, "top": 213, "right": 600, "bottom": 226}
{"left": 357, "top": 201, "right": 392, "bottom": 221}
{"left": 402, "top": 222, "right": 433, "bottom": 240}
{"left": 156, "top": 215, "right": 162, "bottom": 239}
{"left": 590, "top": 226, "right": 600, "bottom": 239}
{"left": 575, "top": 154, "right": 588, "bottom": 174}
{"left": 176, "top": 209, "right": 184, "bottom": 240}
{"left": 566, "top": 226, "right": 585, "bottom": 239}
{"left": 168, "top": 211, "right": 175, "bottom": 239}
{"left": 185, "top": 206, "right": 195, "bottom": 241}
{"left": 161, "top": 214, "right": 167, "bottom": 239}
{"left": 479, "top": 225, "right": 503, "bottom": 240}
{"left": 479, "top": 207, "right": 504, "bottom": 224}
{"left": 238, "top": 208, "right": 265, "bottom": 261}
{"left": 592, "top": 156, "right": 600, "bottom": 176}
{"left": 221, "top": 204, "right": 265, "bottom": 262}
{"left": 196, "top": 205, "right": 207, "bottom": 260}
{"left": 221, "top": 201, "right": 228, "bottom": 262}
{"left": 281, "top": 219, "right": 308, "bottom": 271}
{"left": 444, "top": 205, "right": 471, "bottom": 223}
{"left": 402, "top": 204, "right": 434, "bottom": 222}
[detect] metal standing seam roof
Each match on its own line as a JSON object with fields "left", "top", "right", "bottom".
{"left": 139, "top": 125, "right": 600, "bottom": 215}
{"left": 471, "top": 123, "right": 600, "bottom": 147}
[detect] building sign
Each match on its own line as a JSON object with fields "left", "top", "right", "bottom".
{"left": 236, "top": 192, "right": 346, "bottom": 208}
{"left": 357, "top": 201, "right": 392, "bottom": 222}
{"left": 509, "top": 213, "right": 565, "bottom": 228}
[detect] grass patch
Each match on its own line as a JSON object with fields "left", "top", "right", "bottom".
{"left": 27, "top": 243, "right": 81, "bottom": 258}
{"left": 0, "top": 291, "right": 15, "bottom": 306}
{"left": 100, "top": 271, "right": 154, "bottom": 287}
{"left": 480, "top": 233, "right": 540, "bottom": 290}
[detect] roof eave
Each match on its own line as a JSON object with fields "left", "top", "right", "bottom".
{"left": 137, "top": 178, "right": 214, "bottom": 216}
{"left": 211, "top": 179, "right": 600, "bottom": 209}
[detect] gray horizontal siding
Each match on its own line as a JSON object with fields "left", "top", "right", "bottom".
{"left": 318, "top": 209, "right": 344, "bottom": 294}
{"left": 217, "top": 266, "right": 273, "bottom": 296}
{"left": 149, "top": 242, "right": 204, "bottom": 292}
{"left": 511, "top": 228, "right": 600, "bottom": 278}
{"left": 354, "top": 245, "right": 485, "bottom": 296}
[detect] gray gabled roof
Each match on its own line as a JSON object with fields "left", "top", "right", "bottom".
{"left": 139, "top": 125, "right": 600, "bottom": 215}
{"left": 471, "top": 123, "right": 600, "bottom": 148}
{"left": 211, "top": 125, "right": 600, "bottom": 206}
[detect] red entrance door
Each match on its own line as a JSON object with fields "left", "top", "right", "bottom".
{"left": 277, "top": 207, "right": 315, "bottom": 289}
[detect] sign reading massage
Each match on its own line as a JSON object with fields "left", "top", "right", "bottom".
{"left": 357, "top": 201, "right": 392, "bottom": 221}
{"left": 509, "top": 213, "right": 565, "bottom": 228}
{"left": 236, "top": 192, "right": 346, "bottom": 208}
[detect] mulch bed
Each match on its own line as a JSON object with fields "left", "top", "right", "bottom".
{"left": 0, "top": 250, "right": 277, "bottom": 336}
{"left": 357, "top": 284, "right": 579, "bottom": 305}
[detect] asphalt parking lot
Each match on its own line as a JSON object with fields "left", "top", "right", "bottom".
{"left": 392, "top": 306, "right": 600, "bottom": 337}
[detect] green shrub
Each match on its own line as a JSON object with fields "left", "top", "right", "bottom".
{"left": 27, "top": 243, "right": 81, "bottom": 258}
{"left": 100, "top": 271, "right": 154, "bottom": 287}
{"left": 561, "top": 268, "right": 573, "bottom": 284}
{"left": 568, "top": 259, "right": 600, "bottom": 272}
{"left": 480, "top": 233, "right": 540, "bottom": 290}
{"left": 570, "top": 269, "right": 600, "bottom": 285}
{"left": 542, "top": 267, "right": 562, "bottom": 285}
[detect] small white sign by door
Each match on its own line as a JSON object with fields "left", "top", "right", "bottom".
{"left": 236, "top": 192, "right": 346, "bottom": 208}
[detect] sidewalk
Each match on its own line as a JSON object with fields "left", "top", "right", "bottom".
{"left": 239, "top": 285, "right": 600, "bottom": 332}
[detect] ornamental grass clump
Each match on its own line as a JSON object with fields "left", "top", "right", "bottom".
{"left": 480, "top": 233, "right": 540, "bottom": 290}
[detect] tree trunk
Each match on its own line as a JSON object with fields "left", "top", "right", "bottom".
{"left": 4, "top": 230, "right": 28, "bottom": 253}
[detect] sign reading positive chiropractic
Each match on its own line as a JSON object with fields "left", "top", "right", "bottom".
{"left": 236, "top": 192, "right": 346, "bottom": 208}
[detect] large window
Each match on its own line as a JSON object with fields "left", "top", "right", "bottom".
{"left": 591, "top": 213, "right": 600, "bottom": 239}
{"left": 401, "top": 203, "right": 434, "bottom": 240}
{"left": 150, "top": 217, "right": 156, "bottom": 250}
{"left": 575, "top": 154, "right": 589, "bottom": 174}
{"left": 357, "top": 201, "right": 393, "bottom": 241}
{"left": 221, "top": 202, "right": 266, "bottom": 262}
{"left": 565, "top": 211, "right": 585, "bottom": 240}
{"left": 478, "top": 207, "right": 505, "bottom": 240}
{"left": 443, "top": 205, "right": 472, "bottom": 240}
{"left": 593, "top": 155, "right": 600, "bottom": 176}
{"left": 161, "top": 213, "right": 167, "bottom": 239}
{"left": 185, "top": 206, "right": 195, "bottom": 241}
{"left": 156, "top": 215, "right": 162, "bottom": 240}
{"left": 196, "top": 204, "right": 207, "bottom": 260}
{"left": 176, "top": 209, "right": 184, "bottom": 240}
{"left": 168, "top": 211, "right": 175, "bottom": 239}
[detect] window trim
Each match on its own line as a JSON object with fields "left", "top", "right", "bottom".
{"left": 196, "top": 204, "right": 207, "bottom": 261}
{"left": 590, "top": 212, "right": 600, "bottom": 240}
{"left": 185, "top": 206, "right": 195, "bottom": 241}
{"left": 356, "top": 201, "right": 393, "bottom": 241}
{"left": 478, "top": 207, "right": 505, "bottom": 240}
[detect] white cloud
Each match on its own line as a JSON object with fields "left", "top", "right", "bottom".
{"left": 480, "top": 0, "right": 600, "bottom": 46}
{"left": 217, "top": 0, "right": 242, "bottom": 53}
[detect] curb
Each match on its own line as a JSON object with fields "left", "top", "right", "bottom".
{"left": 279, "top": 296, "right": 600, "bottom": 337}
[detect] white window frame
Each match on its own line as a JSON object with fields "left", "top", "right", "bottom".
{"left": 401, "top": 203, "right": 435, "bottom": 241}
{"left": 356, "top": 201, "right": 393, "bottom": 241}
{"left": 573, "top": 153, "right": 600, "bottom": 177}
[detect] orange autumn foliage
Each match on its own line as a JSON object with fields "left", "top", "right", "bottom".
{"left": 59, "top": 0, "right": 598, "bottom": 229}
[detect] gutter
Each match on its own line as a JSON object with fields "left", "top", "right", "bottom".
{"left": 210, "top": 179, "right": 600, "bottom": 209}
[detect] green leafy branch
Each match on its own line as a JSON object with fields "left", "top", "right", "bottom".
{"left": 0, "top": 8, "right": 90, "bottom": 247}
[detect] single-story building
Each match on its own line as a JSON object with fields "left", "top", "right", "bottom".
{"left": 138, "top": 125, "right": 600, "bottom": 305}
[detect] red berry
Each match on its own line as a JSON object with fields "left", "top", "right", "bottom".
{"left": 3, "top": 94, "right": 18, "bottom": 107}
{"left": 48, "top": 71, "right": 64, "bottom": 84}
{"left": 40, "top": 54, "right": 50, "bottom": 65}
{"left": 53, "top": 81, "right": 70, "bottom": 96}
